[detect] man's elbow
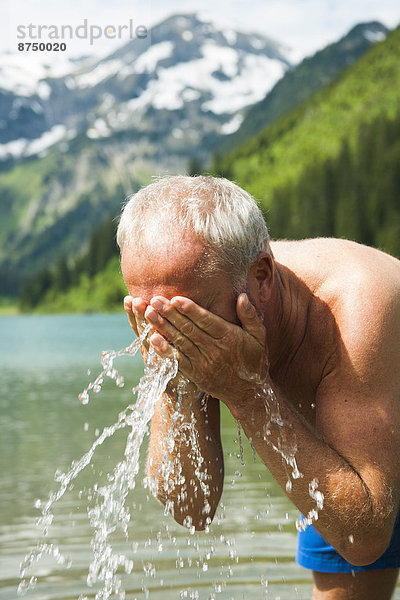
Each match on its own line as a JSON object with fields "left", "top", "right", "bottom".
{"left": 150, "top": 489, "right": 220, "bottom": 531}
{"left": 146, "top": 474, "right": 222, "bottom": 531}
{"left": 338, "top": 528, "right": 393, "bottom": 567}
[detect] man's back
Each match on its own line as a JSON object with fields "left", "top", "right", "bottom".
{"left": 271, "top": 238, "right": 400, "bottom": 415}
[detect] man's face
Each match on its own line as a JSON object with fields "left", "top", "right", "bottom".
{"left": 121, "top": 231, "right": 240, "bottom": 324}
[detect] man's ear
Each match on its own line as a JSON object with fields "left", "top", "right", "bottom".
{"left": 250, "top": 253, "right": 274, "bottom": 302}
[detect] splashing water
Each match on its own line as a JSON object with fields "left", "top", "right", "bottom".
{"left": 236, "top": 366, "right": 324, "bottom": 525}
{"left": 78, "top": 325, "right": 152, "bottom": 405}
{"left": 263, "top": 385, "right": 303, "bottom": 492}
{"left": 236, "top": 422, "right": 245, "bottom": 467}
{"left": 145, "top": 385, "right": 213, "bottom": 534}
{"left": 262, "top": 385, "right": 324, "bottom": 525}
{"left": 18, "top": 326, "right": 179, "bottom": 599}
{"left": 296, "top": 478, "right": 325, "bottom": 532}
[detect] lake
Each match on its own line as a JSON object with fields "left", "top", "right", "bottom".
{"left": 0, "top": 314, "right": 396, "bottom": 600}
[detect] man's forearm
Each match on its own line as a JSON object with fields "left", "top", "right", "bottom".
{"left": 146, "top": 392, "right": 224, "bottom": 530}
{"left": 234, "top": 383, "right": 395, "bottom": 566}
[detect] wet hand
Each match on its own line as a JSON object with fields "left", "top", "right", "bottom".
{"left": 124, "top": 295, "right": 201, "bottom": 402}
{"left": 124, "top": 295, "right": 150, "bottom": 359}
{"left": 124, "top": 295, "right": 148, "bottom": 336}
{"left": 144, "top": 293, "right": 268, "bottom": 411}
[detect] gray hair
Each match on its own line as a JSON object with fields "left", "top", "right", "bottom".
{"left": 117, "top": 175, "right": 270, "bottom": 288}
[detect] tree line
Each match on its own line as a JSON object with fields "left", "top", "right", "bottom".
{"left": 265, "top": 109, "right": 400, "bottom": 258}
{"left": 19, "top": 214, "right": 119, "bottom": 311}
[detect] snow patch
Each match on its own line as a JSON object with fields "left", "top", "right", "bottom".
{"left": 223, "top": 29, "right": 237, "bottom": 46}
{"left": 0, "top": 52, "right": 81, "bottom": 96}
{"left": 37, "top": 81, "right": 51, "bottom": 100}
{"left": 220, "top": 113, "right": 244, "bottom": 135}
{"left": 175, "top": 16, "right": 192, "bottom": 28}
{"left": 0, "top": 124, "right": 67, "bottom": 160}
{"left": 75, "top": 60, "right": 123, "bottom": 88}
{"left": 87, "top": 118, "right": 112, "bottom": 139}
{"left": 172, "top": 128, "right": 183, "bottom": 139}
{"left": 201, "top": 42, "right": 238, "bottom": 78}
{"left": 251, "top": 38, "right": 267, "bottom": 50}
{"left": 363, "top": 29, "right": 386, "bottom": 43}
{"left": 133, "top": 41, "right": 174, "bottom": 74}
{"left": 65, "top": 76, "right": 77, "bottom": 90}
{"left": 202, "top": 53, "right": 285, "bottom": 114}
{"left": 182, "top": 30, "right": 193, "bottom": 42}
{"left": 27, "top": 124, "right": 67, "bottom": 155}
{"left": 181, "top": 88, "right": 201, "bottom": 102}
{"left": 120, "top": 39, "right": 286, "bottom": 115}
{"left": 0, "top": 139, "right": 27, "bottom": 160}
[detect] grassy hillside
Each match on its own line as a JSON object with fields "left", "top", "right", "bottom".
{"left": 218, "top": 26, "right": 400, "bottom": 206}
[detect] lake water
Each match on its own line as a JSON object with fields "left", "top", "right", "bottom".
{"left": 0, "top": 314, "right": 396, "bottom": 600}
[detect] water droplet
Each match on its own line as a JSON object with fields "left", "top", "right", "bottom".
{"left": 79, "top": 390, "right": 89, "bottom": 405}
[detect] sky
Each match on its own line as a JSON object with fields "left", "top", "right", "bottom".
{"left": 2, "top": 0, "right": 400, "bottom": 62}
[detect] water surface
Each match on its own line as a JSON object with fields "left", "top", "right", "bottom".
{"left": 0, "top": 314, "right": 391, "bottom": 599}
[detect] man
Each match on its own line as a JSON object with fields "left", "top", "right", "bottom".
{"left": 117, "top": 175, "right": 400, "bottom": 599}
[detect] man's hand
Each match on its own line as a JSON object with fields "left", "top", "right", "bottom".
{"left": 143, "top": 293, "right": 268, "bottom": 415}
{"left": 124, "top": 295, "right": 201, "bottom": 402}
{"left": 124, "top": 295, "right": 148, "bottom": 337}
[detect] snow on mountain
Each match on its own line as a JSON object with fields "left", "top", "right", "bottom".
{"left": 132, "top": 40, "right": 175, "bottom": 74}
{"left": 120, "top": 40, "right": 286, "bottom": 114}
{"left": 363, "top": 28, "right": 387, "bottom": 43}
{"left": 74, "top": 59, "right": 125, "bottom": 88}
{"left": 0, "top": 13, "right": 292, "bottom": 161}
{"left": 0, "top": 52, "right": 89, "bottom": 96}
{"left": 0, "top": 125, "right": 75, "bottom": 160}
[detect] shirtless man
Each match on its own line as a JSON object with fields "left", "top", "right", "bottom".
{"left": 117, "top": 175, "right": 400, "bottom": 600}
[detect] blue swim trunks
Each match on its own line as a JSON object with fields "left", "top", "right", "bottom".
{"left": 296, "top": 512, "right": 400, "bottom": 573}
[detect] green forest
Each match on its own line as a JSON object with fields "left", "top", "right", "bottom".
{"left": 261, "top": 110, "right": 400, "bottom": 257}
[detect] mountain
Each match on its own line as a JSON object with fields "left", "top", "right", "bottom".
{"left": 217, "top": 21, "right": 388, "bottom": 152}
{"left": 0, "top": 13, "right": 293, "bottom": 297}
{"left": 215, "top": 25, "right": 400, "bottom": 206}
{"left": 0, "top": 13, "right": 290, "bottom": 161}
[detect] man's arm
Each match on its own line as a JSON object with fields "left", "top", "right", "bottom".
{"left": 143, "top": 292, "right": 400, "bottom": 565}
{"left": 124, "top": 296, "right": 224, "bottom": 530}
{"left": 146, "top": 390, "right": 224, "bottom": 530}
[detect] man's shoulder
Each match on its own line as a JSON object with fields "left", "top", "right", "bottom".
{"left": 273, "top": 238, "right": 400, "bottom": 386}
{"left": 271, "top": 237, "right": 400, "bottom": 306}
{"left": 305, "top": 240, "right": 400, "bottom": 394}
{"left": 316, "top": 239, "right": 400, "bottom": 317}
